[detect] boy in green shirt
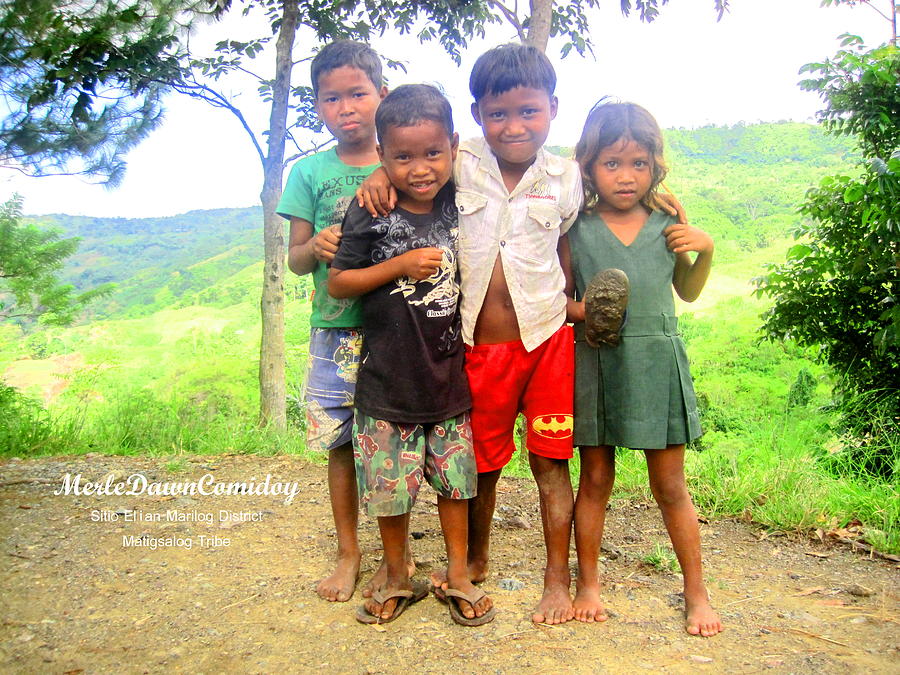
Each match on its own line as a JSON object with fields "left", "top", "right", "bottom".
{"left": 276, "top": 40, "right": 389, "bottom": 603}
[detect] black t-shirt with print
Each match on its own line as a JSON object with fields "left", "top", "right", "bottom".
{"left": 332, "top": 185, "right": 471, "bottom": 424}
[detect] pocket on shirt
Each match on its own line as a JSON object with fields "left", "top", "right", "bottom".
{"left": 455, "top": 190, "right": 488, "bottom": 217}
{"left": 527, "top": 202, "right": 563, "bottom": 231}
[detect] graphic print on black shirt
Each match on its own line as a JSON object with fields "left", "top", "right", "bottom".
{"left": 332, "top": 188, "right": 470, "bottom": 424}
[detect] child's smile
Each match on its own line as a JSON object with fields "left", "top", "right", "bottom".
{"left": 591, "top": 138, "right": 653, "bottom": 213}
{"left": 377, "top": 120, "right": 459, "bottom": 214}
{"left": 472, "top": 86, "right": 557, "bottom": 173}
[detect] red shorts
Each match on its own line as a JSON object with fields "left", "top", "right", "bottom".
{"left": 464, "top": 325, "right": 574, "bottom": 472}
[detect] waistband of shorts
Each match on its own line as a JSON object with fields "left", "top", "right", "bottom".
{"left": 310, "top": 326, "right": 362, "bottom": 338}
{"left": 465, "top": 324, "right": 572, "bottom": 353}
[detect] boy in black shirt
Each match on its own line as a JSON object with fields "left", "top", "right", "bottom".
{"left": 329, "top": 84, "right": 494, "bottom": 626}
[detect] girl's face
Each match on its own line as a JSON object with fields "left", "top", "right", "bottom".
{"left": 591, "top": 138, "right": 653, "bottom": 213}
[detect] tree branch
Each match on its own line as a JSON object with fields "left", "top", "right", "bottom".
{"left": 488, "top": 0, "right": 526, "bottom": 41}
{"left": 172, "top": 80, "right": 266, "bottom": 164}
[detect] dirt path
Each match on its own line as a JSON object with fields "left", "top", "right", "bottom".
{"left": 1, "top": 455, "right": 897, "bottom": 674}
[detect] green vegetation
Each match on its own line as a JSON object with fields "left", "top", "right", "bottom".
{"left": 640, "top": 543, "right": 679, "bottom": 574}
{"left": 2, "top": 121, "right": 897, "bottom": 555}
{"left": 757, "top": 39, "right": 900, "bottom": 479}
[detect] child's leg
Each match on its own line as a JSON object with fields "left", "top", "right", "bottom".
{"left": 466, "top": 468, "right": 502, "bottom": 582}
{"left": 317, "top": 442, "right": 361, "bottom": 602}
{"left": 362, "top": 512, "right": 413, "bottom": 621}
{"left": 644, "top": 445, "right": 722, "bottom": 637}
{"left": 528, "top": 453, "right": 575, "bottom": 625}
{"left": 438, "top": 496, "right": 493, "bottom": 620}
{"left": 573, "top": 444, "right": 616, "bottom": 622}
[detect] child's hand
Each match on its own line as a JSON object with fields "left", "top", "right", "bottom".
{"left": 664, "top": 223, "right": 714, "bottom": 256}
{"left": 655, "top": 192, "right": 687, "bottom": 223}
{"left": 399, "top": 247, "right": 443, "bottom": 280}
{"left": 356, "top": 167, "right": 397, "bottom": 217}
{"left": 313, "top": 225, "right": 342, "bottom": 263}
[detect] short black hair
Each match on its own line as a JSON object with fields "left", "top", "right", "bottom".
{"left": 375, "top": 84, "right": 454, "bottom": 145}
{"left": 469, "top": 43, "right": 556, "bottom": 102}
{"left": 311, "top": 40, "right": 382, "bottom": 98}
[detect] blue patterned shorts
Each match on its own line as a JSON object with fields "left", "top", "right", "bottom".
{"left": 303, "top": 327, "right": 363, "bottom": 453}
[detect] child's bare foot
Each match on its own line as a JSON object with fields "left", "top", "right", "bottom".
{"left": 531, "top": 567, "right": 574, "bottom": 625}
{"left": 430, "top": 560, "right": 488, "bottom": 600}
{"left": 362, "top": 555, "right": 416, "bottom": 598}
{"left": 684, "top": 591, "right": 723, "bottom": 637}
{"left": 316, "top": 553, "right": 361, "bottom": 602}
{"left": 573, "top": 578, "right": 608, "bottom": 623}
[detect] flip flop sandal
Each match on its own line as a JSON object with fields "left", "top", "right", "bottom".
{"left": 445, "top": 587, "right": 496, "bottom": 627}
{"left": 584, "top": 268, "right": 629, "bottom": 348}
{"left": 356, "top": 578, "right": 429, "bottom": 625}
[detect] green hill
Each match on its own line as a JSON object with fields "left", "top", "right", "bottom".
{"left": 25, "top": 122, "right": 857, "bottom": 323}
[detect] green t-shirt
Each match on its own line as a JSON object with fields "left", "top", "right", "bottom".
{"left": 277, "top": 148, "right": 379, "bottom": 328}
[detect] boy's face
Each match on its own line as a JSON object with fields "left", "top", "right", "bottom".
{"left": 315, "top": 65, "right": 387, "bottom": 148}
{"left": 377, "top": 121, "right": 459, "bottom": 214}
{"left": 471, "top": 86, "right": 557, "bottom": 171}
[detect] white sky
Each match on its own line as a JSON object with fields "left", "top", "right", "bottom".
{"left": 1, "top": 0, "right": 891, "bottom": 218}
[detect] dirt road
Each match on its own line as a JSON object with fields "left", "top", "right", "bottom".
{"left": 1, "top": 454, "right": 897, "bottom": 674}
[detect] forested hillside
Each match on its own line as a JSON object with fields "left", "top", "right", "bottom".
{"left": 32, "top": 122, "right": 854, "bottom": 321}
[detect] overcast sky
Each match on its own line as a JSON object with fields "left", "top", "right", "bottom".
{"left": 1, "top": 0, "right": 891, "bottom": 218}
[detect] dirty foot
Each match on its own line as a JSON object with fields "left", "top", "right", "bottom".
{"left": 316, "top": 553, "right": 361, "bottom": 602}
{"left": 685, "top": 592, "right": 723, "bottom": 637}
{"left": 430, "top": 560, "right": 487, "bottom": 601}
{"left": 573, "top": 579, "right": 608, "bottom": 623}
{"left": 531, "top": 568, "right": 573, "bottom": 625}
{"left": 584, "top": 268, "right": 629, "bottom": 348}
{"left": 362, "top": 555, "right": 416, "bottom": 598}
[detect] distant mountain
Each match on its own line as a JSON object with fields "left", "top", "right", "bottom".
{"left": 28, "top": 122, "right": 856, "bottom": 322}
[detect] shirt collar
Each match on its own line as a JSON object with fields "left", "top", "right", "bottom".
{"left": 464, "top": 137, "right": 566, "bottom": 183}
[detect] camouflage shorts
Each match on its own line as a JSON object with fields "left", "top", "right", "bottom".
{"left": 353, "top": 412, "right": 477, "bottom": 517}
{"left": 303, "top": 327, "right": 363, "bottom": 453}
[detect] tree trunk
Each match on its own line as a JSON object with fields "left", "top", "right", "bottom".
{"left": 525, "top": 0, "right": 552, "bottom": 52}
{"left": 257, "top": 0, "right": 299, "bottom": 429}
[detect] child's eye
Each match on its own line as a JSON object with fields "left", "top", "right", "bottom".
{"left": 427, "top": 150, "right": 442, "bottom": 158}
{"left": 322, "top": 96, "right": 338, "bottom": 104}
{"left": 352, "top": 92, "right": 368, "bottom": 99}
{"left": 635, "top": 160, "right": 649, "bottom": 169}
{"left": 522, "top": 108, "right": 539, "bottom": 117}
{"left": 488, "top": 111, "right": 505, "bottom": 120}
{"left": 604, "top": 161, "right": 618, "bottom": 170}
{"left": 394, "top": 153, "right": 411, "bottom": 161}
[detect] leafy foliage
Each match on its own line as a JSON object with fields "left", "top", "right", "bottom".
{"left": 0, "top": 0, "right": 207, "bottom": 185}
{"left": 756, "top": 39, "right": 899, "bottom": 474}
{"left": 0, "top": 196, "right": 113, "bottom": 325}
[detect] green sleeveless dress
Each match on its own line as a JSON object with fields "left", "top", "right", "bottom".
{"left": 568, "top": 210, "right": 702, "bottom": 449}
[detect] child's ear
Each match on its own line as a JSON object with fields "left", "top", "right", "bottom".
{"left": 376, "top": 144, "right": 384, "bottom": 161}
{"left": 470, "top": 101, "right": 482, "bottom": 126}
{"left": 378, "top": 86, "right": 388, "bottom": 101}
{"left": 451, "top": 132, "right": 459, "bottom": 160}
{"left": 549, "top": 95, "right": 558, "bottom": 121}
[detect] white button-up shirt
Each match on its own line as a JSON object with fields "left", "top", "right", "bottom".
{"left": 453, "top": 137, "right": 583, "bottom": 352}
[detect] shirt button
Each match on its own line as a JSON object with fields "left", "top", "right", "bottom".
{"left": 544, "top": 222, "right": 551, "bottom": 228}
{"left": 500, "top": 240, "right": 506, "bottom": 247}
{"left": 458, "top": 205, "right": 465, "bottom": 212}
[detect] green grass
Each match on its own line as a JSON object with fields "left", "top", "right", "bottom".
{"left": 640, "top": 542, "right": 679, "bottom": 574}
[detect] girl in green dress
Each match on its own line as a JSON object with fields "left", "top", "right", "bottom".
{"left": 560, "top": 100, "right": 722, "bottom": 636}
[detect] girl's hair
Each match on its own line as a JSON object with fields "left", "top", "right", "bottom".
{"left": 575, "top": 98, "right": 669, "bottom": 212}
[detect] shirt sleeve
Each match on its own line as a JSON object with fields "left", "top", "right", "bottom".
{"left": 276, "top": 158, "right": 315, "bottom": 221}
{"left": 331, "top": 202, "right": 375, "bottom": 271}
{"left": 559, "top": 163, "right": 584, "bottom": 235}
